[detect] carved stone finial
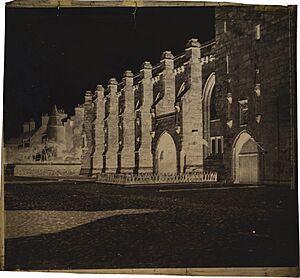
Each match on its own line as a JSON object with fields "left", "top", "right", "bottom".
{"left": 142, "top": 61, "right": 152, "bottom": 69}
{"left": 109, "top": 78, "right": 117, "bottom": 85}
{"left": 123, "top": 70, "right": 133, "bottom": 78}
{"left": 161, "top": 51, "right": 174, "bottom": 60}
{"left": 186, "top": 38, "right": 201, "bottom": 48}
{"left": 96, "top": 84, "right": 104, "bottom": 91}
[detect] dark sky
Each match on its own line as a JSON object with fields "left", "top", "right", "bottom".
{"left": 4, "top": 7, "right": 215, "bottom": 140}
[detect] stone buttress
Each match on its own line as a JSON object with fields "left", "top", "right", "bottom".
{"left": 92, "top": 85, "right": 105, "bottom": 175}
{"left": 120, "top": 70, "right": 135, "bottom": 173}
{"left": 80, "top": 91, "right": 96, "bottom": 175}
{"left": 180, "top": 39, "right": 204, "bottom": 172}
{"left": 105, "top": 78, "right": 119, "bottom": 173}
{"left": 137, "top": 62, "right": 153, "bottom": 173}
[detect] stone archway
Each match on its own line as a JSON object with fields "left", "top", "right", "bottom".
{"left": 156, "top": 132, "right": 177, "bottom": 174}
{"left": 232, "top": 131, "right": 259, "bottom": 184}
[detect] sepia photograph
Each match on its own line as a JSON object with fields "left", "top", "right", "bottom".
{"left": 1, "top": 0, "right": 299, "bottom": 276}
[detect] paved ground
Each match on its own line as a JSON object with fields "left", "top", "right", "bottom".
{"left": 4, "top": 181, "right": 299, "bottom": 270}
{"left": 5, "top": 209, "right": 161, "bottom": 239}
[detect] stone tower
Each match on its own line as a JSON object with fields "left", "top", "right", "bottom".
{"left": 47, "top": 104, "right": 65, "bottom": 143}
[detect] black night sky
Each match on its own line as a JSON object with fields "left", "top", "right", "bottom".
{"left": 4, "top": 7, "right": 215, "bottom": 141}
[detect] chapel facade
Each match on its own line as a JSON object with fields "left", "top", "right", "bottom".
{"left": 5, "top": 6, "right": 295, "bottom": 185}
{"left": 80, "top": 6, "right": 295, "bottom": 185}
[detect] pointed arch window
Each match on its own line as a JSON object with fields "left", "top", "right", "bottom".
{"left": 210, "top": 87, "right": 218, "bottom": 121}
{"left": 239, "top": 99, "right": 249, "bottom": 126}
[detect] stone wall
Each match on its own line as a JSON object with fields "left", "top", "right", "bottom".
{"left": 14, "top": 163, "right": 81, "bottom": 177}
{"left": 82, "top": 39, "right": 216, "bottom": 176}
{"left": 214, "top": 6, "right": 295, "bottom": 184}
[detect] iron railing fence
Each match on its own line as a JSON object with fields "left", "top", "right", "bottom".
{"left": 97, "top": 171, "right": 217, "bottom": 185}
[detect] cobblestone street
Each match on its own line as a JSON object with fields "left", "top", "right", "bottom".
{"left": 4, "top": 181, "right": 299, "bottom": 270}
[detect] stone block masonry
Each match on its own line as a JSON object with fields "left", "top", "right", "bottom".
{"left": 213, "top": 5, "right": 295, "bottom": 184}
{"left": 121, "top": 70, "right": 135, "bottom": 173}
{"left": 181, "top": 39, "right": 204, "bottom": 173}
{"left": 80, "top": 91, "right": 96, "bottom": 176}
{"left": 138, "top": 62, "right": 153, "bottom": 173}
{"left": 92, "top": 85, "right": 105, "bottom": 175}
{"left": 106, "top": 78, "right": 119, "bottom": 173}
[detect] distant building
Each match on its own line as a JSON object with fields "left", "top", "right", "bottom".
{"left": 4, "top": 105, "right": 84, "bottom": 176}
{"left": 5, "top": 6, "right": 295, "bottom": 185}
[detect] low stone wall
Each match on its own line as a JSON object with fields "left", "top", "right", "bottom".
{"left": 13, "top": 163, "right": 81, "bottom": 177}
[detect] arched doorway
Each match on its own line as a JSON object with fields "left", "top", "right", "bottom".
{"left": 156, "top": 132, "right": 177, "bottom": 174}
{"left": 232, "top": 131, "right": 259, "bottom": 184}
